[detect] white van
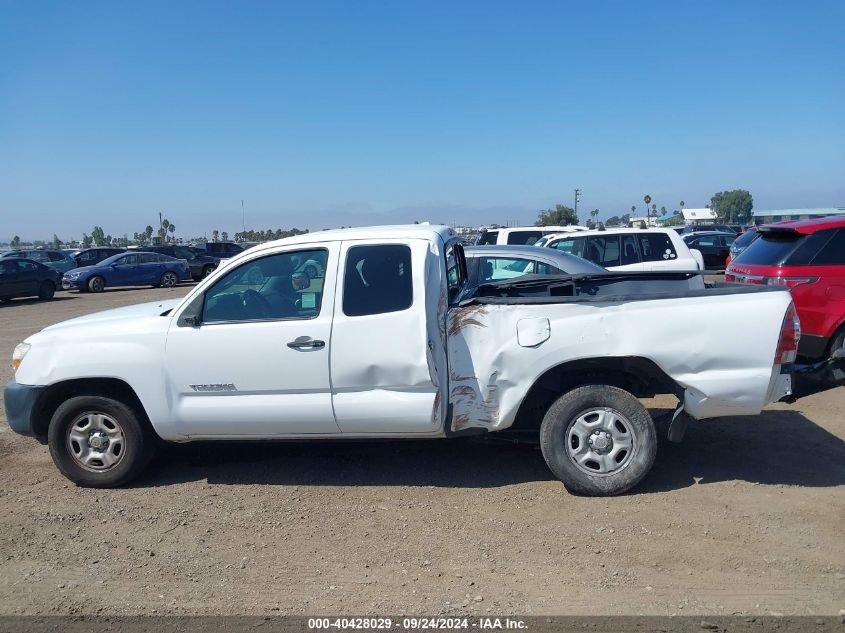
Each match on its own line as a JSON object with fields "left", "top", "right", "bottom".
{"left": 542, "top": 228, "right": 704, "bottom": 271}
{"left": 475, "top": 225, "right": 587, "bottom": 246}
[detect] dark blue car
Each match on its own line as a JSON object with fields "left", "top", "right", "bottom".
{"left": 63, "top": 251, "right": 192, "bottom": 293}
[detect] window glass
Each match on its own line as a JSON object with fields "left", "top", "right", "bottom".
{"left": 139, "top": 253, "right": 160, "bottom": 264}
{"left": 735, "top": 232, "right": 807, "bottom": 266}
{"left": 476, "top": 231, "right": 499, "bottom": 246}
{"left": 586, "top": 236, "right": 621, "bottom": 267}
{"left": 722, "top": 235, "right": 736, "bottom": 246}
{"left": 810, "top": 229, "right": 845, "bottom": 265}
{"left": 620, "top": 235, "right": 639, "bottom": 265}
{"left": 48, "top": 251, "right": 66, "bottom": 262}
{"left": 551, "top": 237, "right": 586, "bottom": 257}
{"left": 445, "top": 243, "right": 463, "bottom": 298}
{"left": 119, "top": 254, "right": 139, "bottom": 266}
{"left": 343, "top": 244, "right": 412, "bottom": 317}
{"left": 78, "top": 251, "right": 95, "bottom": 262}
{"left": 203, "top": 249, "right": 327, "bottom": 323}
{"left": 694, "top": 235, "right": 720, "bottom": 247}
{"left": 17, "top": 260, "right": 39, "bottom": 272}
{"left": 27, "top": 252, "right": 48, "bottom": 262}
{"left": 0, "top": 261, "right": 16, "bottom": 274}
{"left": 175, "top": 246, "right": 196, "bottom": 260}
{"left": 638, "top": 234, "right": 677, "bottom": 262}
{"left": 506, "top": 230, "right": 543, "bottom": 246}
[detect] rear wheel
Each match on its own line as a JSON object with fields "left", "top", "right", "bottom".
{"left": 47, "top": 396, "right": 156, "bottom": 487}
{"left": 160, "top": 271, "right": 178, "bottom": 288}
{"left": 87, "top": 276, "right": 105, "bottom": 293}
{"left": 202, "top": 265, "right": 216, "bottom": 278}
{"left": 829, "top": 328, "right": 845, "bottom": 359}
{"left": 38, "top": 281, "right": 55, "bottom": 300}
{"left": 540, "top": 385, "right": 657, "bottom": 496}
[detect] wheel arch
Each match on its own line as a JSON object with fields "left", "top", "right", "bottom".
{"left": 509, "top": 356, "right": 680, "bottom": 432}
{"left": 31, "top": 377, "right": 159, "bottom": 443}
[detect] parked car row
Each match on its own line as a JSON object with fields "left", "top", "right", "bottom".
{"left": 0, "top": 242, "right": 252, "bottom": 304}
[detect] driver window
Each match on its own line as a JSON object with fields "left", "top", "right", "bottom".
{"left": 202, "top": 249, "right": 327, "bottom": 323}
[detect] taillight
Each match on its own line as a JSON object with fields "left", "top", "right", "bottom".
{"left": 774, "top": 303, "right": 801, "bottom": 365}
{"left": 766, "top": 276, "right": 818, "bottom": 289}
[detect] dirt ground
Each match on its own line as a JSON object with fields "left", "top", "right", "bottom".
{"left": 0, "top": 286, "right": 843, "bottom": 617}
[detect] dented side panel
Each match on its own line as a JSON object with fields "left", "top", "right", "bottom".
{"left": 445, "top": 290, "right": 794, "bottom": 432}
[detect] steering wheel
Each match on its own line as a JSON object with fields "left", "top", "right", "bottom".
{"left": 242, "top": 289, "right": 272, "bottom": 319}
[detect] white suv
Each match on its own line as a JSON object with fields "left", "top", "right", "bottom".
{"left": 541, "top": 228, "right": 703, "bottom": 271}
{"left": 475, "top": 225, "right": 587, "bottom": 246}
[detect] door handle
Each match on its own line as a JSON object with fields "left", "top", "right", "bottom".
{"left": 287, "top": 339, "right": 325, "bottom": 349}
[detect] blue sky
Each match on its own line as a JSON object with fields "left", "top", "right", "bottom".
{"left": 1, "top": 0, "right": 843, "bottom": 240}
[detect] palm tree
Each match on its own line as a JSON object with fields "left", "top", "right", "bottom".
{"left": 631, "top": 205, "right": 636, "bottom": 214}
{"left": 168, "top": 224, "right": 176, "bottom": 242}
{"left": 590, "top": 209, "right": 599, "bottom": 226}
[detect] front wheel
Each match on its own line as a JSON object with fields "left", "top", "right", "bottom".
{"left": 87, "top": 276, "right": 105, "bottom": 293}
{"left": 202, "top": 265, "right": 216, "bottom": 279}
{"left": 160, "top": 271, "right": 178, "bottom": 288}
{"left": 47, "top": 396, "right": 156, "bottom": 488}
{"left": 38, "top": 281, "right": 55, "bottom": 300}
{"left": 540, "top": 385, "right": 657, "bottom": 496}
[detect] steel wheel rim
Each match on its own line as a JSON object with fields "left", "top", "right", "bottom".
{"left": 565, "top": 407, "right": 637, "bottom": 477}
{"left": 162, "top": 273, "right": 176, "bottom": 287}
{"left": 66, "top": 411, "right": 126, "bottom": 472}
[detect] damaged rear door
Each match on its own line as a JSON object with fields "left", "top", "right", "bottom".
{"left": 330, "top": 239, "right": 446, "bottom": 433}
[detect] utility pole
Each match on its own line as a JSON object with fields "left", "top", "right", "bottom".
{"left": 574, "top": 189, "right": 582, "bottom": 221}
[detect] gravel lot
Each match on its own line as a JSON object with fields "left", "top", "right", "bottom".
{"left": 0, "top": 286, "right": 843, "bottom": 616}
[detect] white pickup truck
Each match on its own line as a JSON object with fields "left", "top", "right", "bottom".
{"left": 5, "top": 225, "right": 838, "bottom": 495}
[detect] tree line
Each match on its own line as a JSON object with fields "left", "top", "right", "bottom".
{"left": 534, "top": 189, "right": 753, "bottom": 228}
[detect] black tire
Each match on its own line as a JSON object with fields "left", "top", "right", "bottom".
{"left": 202, "top": 265, "right": 216, "bottom": 278}
{"left": 38, "top": 281, "right": 55, "bottom": 300}
{"left": 540, "top": 385, "right": 657, "bottom": 496}
{"left": 828, "top": 327, "right": 845, "bottom": 359}
{"left": 87, "top": 276, "right": 105, "bottom": 293}
{"left": 47, "top": 395, "right": 156, "bottom": 488}
{"left": 0, "top": 297, "right": 11, "bottom": 304}
{"left": 160, "top": 271, "right": 178, "bottom": 288}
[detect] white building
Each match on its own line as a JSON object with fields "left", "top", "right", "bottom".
{"left": 681, "top": 208, "right": 716, "bottom": 225}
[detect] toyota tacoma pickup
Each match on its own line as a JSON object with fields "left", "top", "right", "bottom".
{"left": 5, "top": 225, "right": 841, "bottom": 495}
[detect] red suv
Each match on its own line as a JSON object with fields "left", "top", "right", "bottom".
{"left": 725, "top": 217, "right": 845, "bottom": 361}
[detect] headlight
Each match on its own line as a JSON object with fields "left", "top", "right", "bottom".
{"left": 12, "top": 342, "right": 30, "bottom": 372}
{"left": 68, "top": 271, "right": 81, "bottom": 278}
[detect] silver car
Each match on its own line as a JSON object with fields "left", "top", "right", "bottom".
{"left": 464, "top": 245, "right": 605, "bottom": 285}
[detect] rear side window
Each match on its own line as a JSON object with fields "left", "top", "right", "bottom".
{"left": 343, "top": 244, "right": 413, "bottom": 317}
{"left": 506, "top": 230, "right": 543, "bottom": 246}
{"left": 550, "top": 237, "right": 586, "bottom": 257}
{"left": 809, "top": 229, "right": 845, "bottom": 265}
{"left": 476, "top": 231, "right": 499, "bottom": 245}
{"left": 47, "top": 251, "right": 66, "bottom": 262}
{"left": 17, "top": 260, "right": 39, "bottom": 272}
{"left": 139, "top": 254, "right": 160, "bottom": 264}
{"left": 638, "top": 234, "right": 677, "bottom": 262}
{"left": 586, "top": 236, "right": 621, "bottom": 267}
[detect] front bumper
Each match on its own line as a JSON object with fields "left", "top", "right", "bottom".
{"left": 62, "top": 276, "right": 82, "bottom": 290}
{"left": 3, "top": 380, "right": 46, "bottom": 438}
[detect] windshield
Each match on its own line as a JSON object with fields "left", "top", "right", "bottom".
{"left": 732, "top": 231, "right": 806, "bottom": 266}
